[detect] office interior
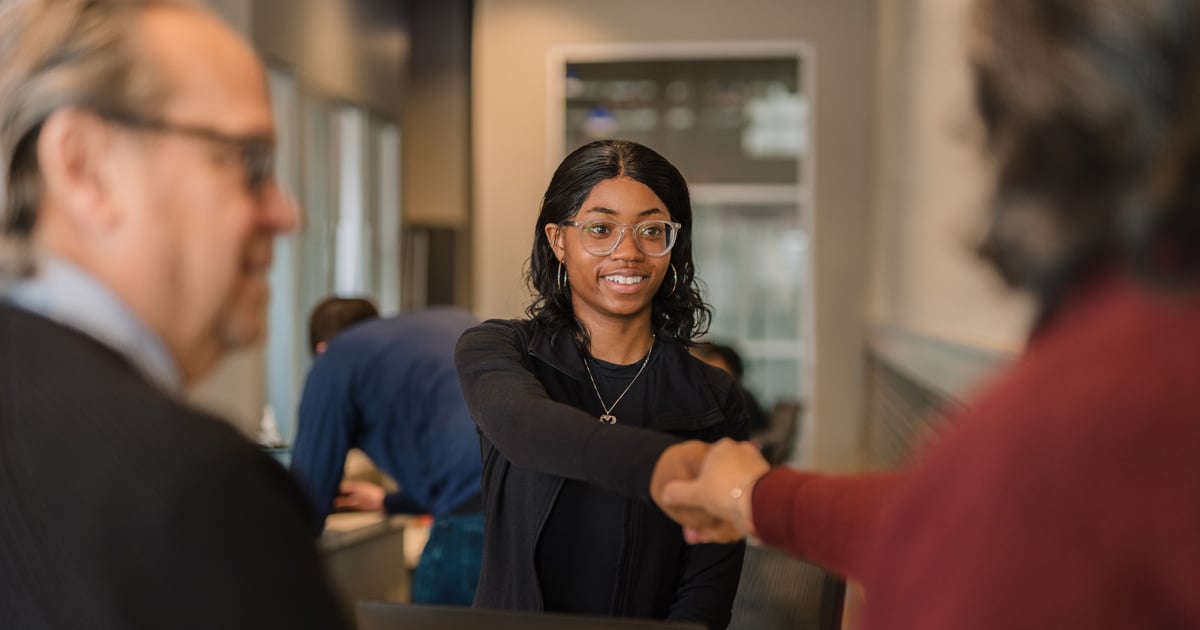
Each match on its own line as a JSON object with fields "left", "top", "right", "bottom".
{"left": 187, "top": 0, "right": 1034, "bottom": 622}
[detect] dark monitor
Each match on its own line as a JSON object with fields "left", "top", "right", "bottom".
{"left": 356, "top": 602, "right": 705, "bottom": 630}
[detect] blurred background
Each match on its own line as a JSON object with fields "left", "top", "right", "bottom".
{"left": 193, "top": 0, "right": 1032, "bottom": 478}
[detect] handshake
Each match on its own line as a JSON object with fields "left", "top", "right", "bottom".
{"left": 649, "top": 438, "right": 773, "bottom": 544}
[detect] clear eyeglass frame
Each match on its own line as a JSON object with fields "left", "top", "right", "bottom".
{"left": 559, "top": 219, "right": 682, "bottom": 257}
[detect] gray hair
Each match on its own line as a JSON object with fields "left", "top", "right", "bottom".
{"left": 971, "top": 0, "right": 1200, "bottom": 312}
{"left": 0, "top": 0, "right": 200, "bottom": 280}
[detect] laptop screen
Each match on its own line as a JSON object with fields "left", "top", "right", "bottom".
{"left": 356, "top": 602, "right": 706, "bottom": 630}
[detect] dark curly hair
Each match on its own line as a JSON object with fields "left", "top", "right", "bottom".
{"left": 972, "top": 0, "right": 1200, "bottom": 313}
{"left": 526, "top": 139, "right": 711, "bottom": 348}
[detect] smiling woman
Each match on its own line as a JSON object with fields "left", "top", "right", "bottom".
{"left": 547, "top": 176, "right": 676, "bottom": 330}
{"left": 454, "top": 139, "right": 748, "bottom": 630}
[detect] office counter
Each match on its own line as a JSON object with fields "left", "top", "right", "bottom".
{"left": 320, "top": 512, "right": 416, "bottom": 612}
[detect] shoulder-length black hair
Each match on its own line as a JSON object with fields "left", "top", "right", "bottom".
{"left": 526, "top": 139, "right": 711, "bottom": 347}
{"left": 971, "top": 0, "right": 1200, "bottom": 313}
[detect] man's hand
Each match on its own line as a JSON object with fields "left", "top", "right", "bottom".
{"left": 661, "top": 438, "right": 771, "bottom": 543}
{"left": 651, "top": 440, "right": 742, "bottom": 542}
{"left": 333, "top": 480, "right": 386, "bottom": 513}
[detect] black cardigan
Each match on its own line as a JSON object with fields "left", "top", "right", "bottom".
{"left": 455, "top": 318, "right": 747, "bottom": 629}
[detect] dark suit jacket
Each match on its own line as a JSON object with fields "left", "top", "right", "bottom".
{"left": 0, "top": 304, "right": 349, "bottom": 629}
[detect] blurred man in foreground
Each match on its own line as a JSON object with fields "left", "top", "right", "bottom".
{"left": 0, "top": 1, "right": 347, "bottom": 627}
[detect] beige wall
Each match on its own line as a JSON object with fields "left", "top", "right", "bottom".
{"left": 403, "top": 0, "right": 471, "bottom": 228}
{"left": 403, "top": 0, "right": 473, "bottom": 308}
{"left": 868, "top": 0, "right": 1032, "bottom": 354}
{"left": 252, "top": 0, "right": 407, "bottom": 113}
{"left": 473, "top": 0, "right": 878, "bottom": 470}
{"left": 205, "top": 0, "right": 250, "bottom": 32}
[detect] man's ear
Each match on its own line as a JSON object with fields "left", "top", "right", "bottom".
{"left": 544, "top": 222, "right": 565, "bottom": 262}
{"left": 36, "top": 108, "right": 121, "bottom": 231}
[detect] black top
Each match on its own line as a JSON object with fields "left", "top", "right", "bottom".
{"left": 584, "top": 352, "right": 654, "bottom": 427}
{"left": 537, "top": 356, "right": 648, "bottom": 614}
{"left": 0, "top": 304, "right": 349, "bottom": 629}
{"left": 455, "top": 319, "right": 748, "bottom": 630}
{"left": 537, "top": 478, "right": 626, "bottom": 614}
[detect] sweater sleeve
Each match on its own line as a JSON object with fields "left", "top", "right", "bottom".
{"left": 668, "top": 540, "right": 746, "bottom": 630}
{"left": 455, "top": 320, "right": 679, "bottom": 502}
{"left": 751, "top": 468, "right": 900, "bottom": 580}
{"left": 382, "top": 491, "right": 425, "bottom": 515}
{"left": 290, "top": 354, "right": 357, "bottom": 535}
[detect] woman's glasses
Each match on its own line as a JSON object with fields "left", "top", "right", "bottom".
{"left": 559, "top": 219, "right": 681, "bottom": 257}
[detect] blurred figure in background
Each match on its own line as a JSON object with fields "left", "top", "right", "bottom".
{"left": 0, "top": 1, "right": 347, "bottom": 627}
{"left": 690, "top": 341, "right": 769, "bottom": 433}
{"left": 291, "top": 297, "right": 483, "bottom": 606}
{"left": 692, "top": 341, "right": 803, "bottom": 466}
{"left": 660, "top": 0, "right": 1200, "bottom": 628}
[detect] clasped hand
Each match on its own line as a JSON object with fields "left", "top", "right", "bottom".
{"left": 650, "top": 438, "right": 771, "bottom": 544}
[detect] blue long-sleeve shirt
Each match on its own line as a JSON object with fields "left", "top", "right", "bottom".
{"left": 290, "top": 308, "right": 482, "bottom": 533}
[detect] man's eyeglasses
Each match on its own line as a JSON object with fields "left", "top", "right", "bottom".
{"left": 99, "top": 110, "right": 276, "bottom": 194}
{"left": 559, "top": 219, "right": 681, "bottom": 257}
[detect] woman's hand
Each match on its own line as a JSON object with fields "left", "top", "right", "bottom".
{"left": 651, "top": 440, "right": 743, "bottom": 543}
{"left": 660, "top": 438, "right": 771, "bottom": 543}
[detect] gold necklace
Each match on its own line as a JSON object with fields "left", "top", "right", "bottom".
{"left": 583, "top": 336, "right": 654, "bottom": 424}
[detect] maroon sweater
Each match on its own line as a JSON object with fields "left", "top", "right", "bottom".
{"left": 753, "top": 274, "right": 1200, "bottom": 628}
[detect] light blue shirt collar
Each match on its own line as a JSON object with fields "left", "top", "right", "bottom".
{"left": 5, "top": 256, "right": 181, "bottom": 394}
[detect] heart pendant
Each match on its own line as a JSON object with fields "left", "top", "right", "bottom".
{"left": 599, "top": 414, "right": 617, "bottom": 424}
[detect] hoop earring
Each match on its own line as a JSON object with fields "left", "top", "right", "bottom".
{"left": 666, "top": 263, "right": 678, "bottom": 297}
{"left": 558, "top": 261, "right": 569, "bottom": 292}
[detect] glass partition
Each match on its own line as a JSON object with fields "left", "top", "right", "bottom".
{"left": 264, "top": 67, "right": 403, "bottom": 445}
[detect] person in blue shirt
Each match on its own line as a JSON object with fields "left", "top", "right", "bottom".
{"left": 290, "top": 297, "right": 483, "bottom": 606}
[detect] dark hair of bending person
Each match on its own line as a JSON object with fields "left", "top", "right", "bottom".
{"left": 307, "top": 296, "right": 379, "bottom": 355}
